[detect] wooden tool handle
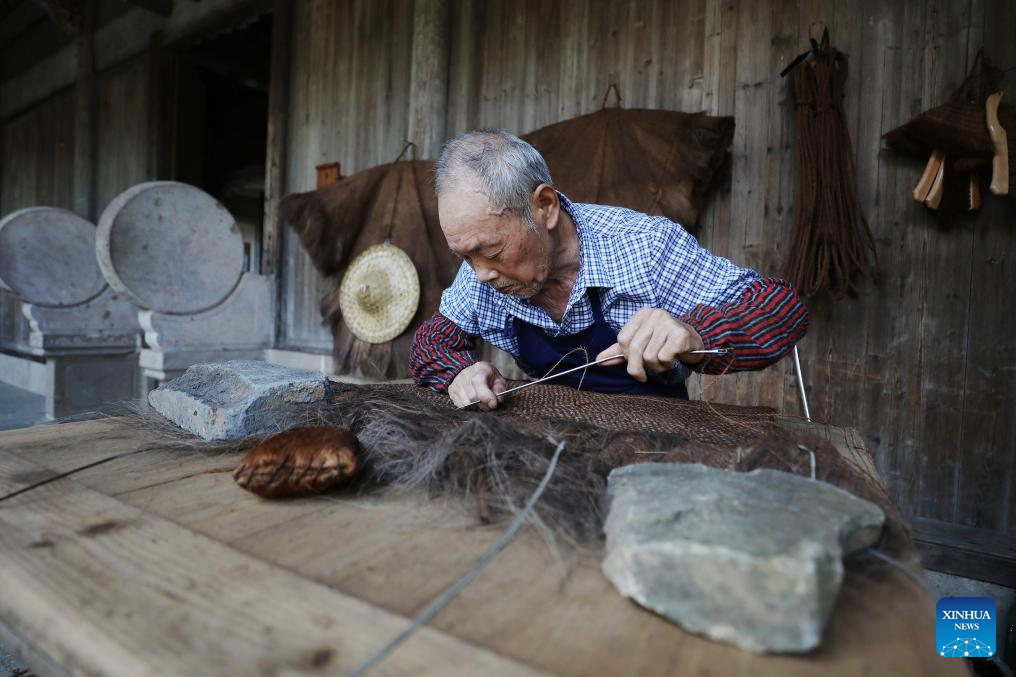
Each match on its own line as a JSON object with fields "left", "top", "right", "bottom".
{"left": 924, "top": 150, "right": 946, "bottom": 209}
{"left": 987, "top": 92, "right": 1009, "bottom": 196}
{"left": 969, "top": 172, "right": 982, "bottom": 210}
{"left": 914, "top": 149, "right": 944, "bottom": 203}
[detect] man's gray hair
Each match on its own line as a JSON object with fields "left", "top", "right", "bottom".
{"left": 435, "top": 129, "right": 553, "bottom": 225}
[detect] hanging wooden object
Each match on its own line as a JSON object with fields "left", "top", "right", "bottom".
{"left": 986, "top": 92, "right": 1011, "bottom": 196}
{"left": 883, "top": 51, "right": 1016, "bottom": 213}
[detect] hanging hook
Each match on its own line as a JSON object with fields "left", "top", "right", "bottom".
{"left": 392, "top": 138, "right": 416, "bottom": 162}
{"left": 600, "top": 83, "right": 623, "bottom": 109}
{"left": 780, "top": 26, "right": 830, "bottom": 78}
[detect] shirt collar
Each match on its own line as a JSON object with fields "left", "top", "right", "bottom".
{"left": 491, "top": 191, "right": 652, "bottom": 325}
{"left": 559, "top": 192, "right": 612, "bottom": 290}
{"left": 563, "top": 193, "right": 652, "bottom": 299}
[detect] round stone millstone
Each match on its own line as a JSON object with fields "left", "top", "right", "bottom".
{"left": 0, "top": 207, "right": 107, "bottom": 307}
{"left": 96, "top": 181, "right": 244, "bottom": 314}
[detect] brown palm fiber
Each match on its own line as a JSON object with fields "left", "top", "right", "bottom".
{"left": 521, "top": 105, "right": 735, "bottom": 231}
{"left": 117, "top": 381, "right": 908, "bottom": 567}
{"left": 782, "top": 48, "right": 879, "bottom": 298}
{"left": 279, "top": 160, "right": 456, "bottom": 380}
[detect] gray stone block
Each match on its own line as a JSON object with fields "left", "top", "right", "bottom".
{"left": 96, "top": 182, "right": 244, "bottom": 315}
{"left": 148, "top": 360, "right": 331, "bottom": 440}
{"left": 602, "top": 463, "right": 885, "bottom": 654}
{"left": 0, "top": 207, "right": 106, "bottom": 307}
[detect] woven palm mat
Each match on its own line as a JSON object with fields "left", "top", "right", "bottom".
{"left": 384, "top": 381, "right": 778, "bottom": 444}
{"left": 142, "top": 380, "right": 906, "bottom": 557}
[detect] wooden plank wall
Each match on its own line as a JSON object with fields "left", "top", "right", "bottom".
{"left": 95, "top": 57, "right": 153, "bottom": 214}
{"left": 0, "top": 90, "right": 76, "bottom": 213}
{"left": 0, "top": 56, "right": 153, "bottom": 219}
{"left": 281, "top": 0, "right": 1016, "bottom": 560}
{"left": 281, "top": 0, "right": 414, "bottom": 351}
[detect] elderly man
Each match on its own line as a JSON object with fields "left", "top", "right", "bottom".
{"left": 409, "top": 129, "right": 809, "bottom": 410}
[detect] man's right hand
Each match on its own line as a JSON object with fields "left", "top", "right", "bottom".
{"left": 448, "top": 361, "right": 507, "bottom": 410}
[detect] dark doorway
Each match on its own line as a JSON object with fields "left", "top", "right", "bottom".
{"left": 172, "top": 12, "right": 271, "bottom": 272}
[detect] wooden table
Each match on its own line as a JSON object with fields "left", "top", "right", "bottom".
{"left": 0, "top": 418, "right": 961, "bottom": 676}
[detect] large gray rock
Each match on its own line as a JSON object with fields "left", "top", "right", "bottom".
{"left": 148, "top": 360, "right": 330, "bottom": 440}
{"left": 602, "top": 463, "right": 885, "bottom": 654}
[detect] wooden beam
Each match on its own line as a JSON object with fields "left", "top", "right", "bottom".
{"left": 71, "top": 0, "right": 95, "bottom": 220}
{"left": 145, "top": 29, "right": 175, "bottom": 181}
{"left": 407, "top": 0, "right": 451, "bottom": 159}
{"left": 32, "top": 0, "right": 82, "bottom": 35}
{"left": 0, "top": 0, "right": 268, "bottom": 120}
{"left": 127, "top": 0, "right": 172, "bottom": 18}
{"left": 260, "top": 0, "right": 290, "bottom": 286}
{"left": 912, "top": 517, "right": 1016, "bottom": 588}
{"left": 0, "top": 2, "right": 48, "bottom": 49}
{"left": 0, "top": 0, "right": 28, "bottom": 23}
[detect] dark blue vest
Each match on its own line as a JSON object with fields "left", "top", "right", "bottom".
{"left": 508, "top": 289, "right": 689, "bottom": 399}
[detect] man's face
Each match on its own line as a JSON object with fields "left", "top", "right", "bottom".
{"left": 439, "top": 180, "right": 552, "bottom": 298}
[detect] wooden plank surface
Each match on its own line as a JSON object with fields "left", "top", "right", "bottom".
{"left": 0, "top": 426, "right": 545, "bottom": 677}
{"left": 0, "top": 419, "right": 964, "bottom": 677}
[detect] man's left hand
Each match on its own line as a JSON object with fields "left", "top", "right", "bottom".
{"left": 595, "top": 307, "right": 705, "bottom": 382}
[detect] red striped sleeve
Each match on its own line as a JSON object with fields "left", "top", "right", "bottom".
{"left": 680, "top": 277, "right": 809, "bottom": 374}
{"left": 408, "top": 311, "right": 478, "bottom": 392}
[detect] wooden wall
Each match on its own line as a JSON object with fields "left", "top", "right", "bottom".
{"left": 0, "top": 55, "right": 154, "bottom": 220}
{"left": 0, "top": 90, "right": 76, "bottom": 213}
{"left": 281, "top": 0, "right": 415, "bottom": 351}
{"left": 281, "top": 0, "right": 1016, "bottom": 581}
{"left": 95, "top": 57, "right": 154, "bottom": 214}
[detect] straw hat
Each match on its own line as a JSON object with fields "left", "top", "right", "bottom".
{"left": 338, "top": 243, "right": 420, "bottom": 344}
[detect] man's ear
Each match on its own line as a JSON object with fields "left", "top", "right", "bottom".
{"left": 531, "top": 184, "right": 560, "bottom": 230}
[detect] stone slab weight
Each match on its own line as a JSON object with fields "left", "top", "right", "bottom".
{"left": 602, "top": 463, "right": 886, "bottom": 654}
{"left": 148, "top": 360, "right": 331, "bottom": 440}
{"left": 96, "top": 182, "right": 244, "bottom": 315}
{"left": 0, "top": 207, "right": 107, "bottom": 307}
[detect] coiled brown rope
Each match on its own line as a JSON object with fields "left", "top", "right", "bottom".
{"left": 781, "top": 47, "right": 879, "bottom": 298}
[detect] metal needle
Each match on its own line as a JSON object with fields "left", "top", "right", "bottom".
{"left": 459, "top": 348, "right": 731, "bottom": 409}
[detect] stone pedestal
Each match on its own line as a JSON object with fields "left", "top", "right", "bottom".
{"left": 95, "top": 182, "right": 275, "bottom": 391}
{"left": 0, "top": 208, "right": 142, "bottom": 418}
{"left": 137, "top": 272, "right": 274, "bottom": 388}
{"left": 42, "top": 349, "right": 140, "bottom": 418}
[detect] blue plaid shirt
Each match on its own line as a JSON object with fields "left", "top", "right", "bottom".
{"left": 438, "top": 193, "right": 761, "bottom": 381}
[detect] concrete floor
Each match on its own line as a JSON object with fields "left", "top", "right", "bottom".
{"left": 0, "top": 649, "right": 22, "bottom": 676}
{"left": 0, "top": 380, "right": 46, "bottom": 676}
{"left": 0, "top": 381, "right": 47, "bottom": 431}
